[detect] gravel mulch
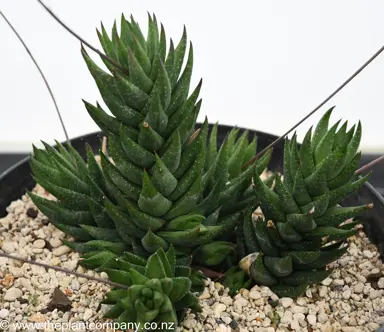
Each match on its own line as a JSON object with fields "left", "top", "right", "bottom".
{"left": 0, "top": 185, "right": 383, "bottom": 332}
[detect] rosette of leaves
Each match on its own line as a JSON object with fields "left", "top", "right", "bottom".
{"left": 28, "top": 14, "right": 271, "bottom": 271}
{"left": 237, "top": 109, "right": 372, "bottom": 298}
{"left": 101, "top": 246, "right": 200, "bottom": 330}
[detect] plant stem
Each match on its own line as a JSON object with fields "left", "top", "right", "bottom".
{"left": 37, "top": 0, "right": 128, "bottom": 75}
{"left": 243, "top": 44, "right": 384, "bottom": 169}
{"left": 192, "top": 265, "right": 225, "bottom": 278}
{"left": 355, "top": 155, "right": 384, "bottom": 174}
{"left": 0, "top": 11, "right": 70, "bottom": 145}
{"left": 0, "top": 252, "right": 128, "bottom": 289}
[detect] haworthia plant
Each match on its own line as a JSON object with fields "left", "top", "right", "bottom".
{"left": 236, "top": 109, "right": 372, "bottom": 298}
{"left": 101, "top": 246, "right": 201, "bottom": 330}
{"left": 28, "top": 14, "right": 271, "bottom": 278}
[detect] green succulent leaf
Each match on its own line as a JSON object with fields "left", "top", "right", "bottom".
{"left": 100, "top": 152, "right": 140, "bottom": 200}
{"left": 249, "top": 253, "right": 277, "bottom": 286}
{"left": 174, "top": 117, "right": 207, "bottom": 179}
{"left": 205, "top": 123, "right": 218, "bottom": 171}
{"left": 103, "top": 289, "right": 129, "bottom": 304}
{"left": 104, "top": 199, "right": 146, "bottom": 238}
{"left": 114, "top": 72, "right": 149, "bottom": 110}
{"left": 138, "top": 121, "right": 164, "bottom": 152}
{"left": 299, "top": 191, "right": 329, "bottom": 218}
{"left": 145, "top": 252, "right": 166, "bottom": 279}
{"left": 125, "top": 200, "right": 166, "bottom": 231}
{"left": 299, "top": 127, "right": 315, "bottom": 178}
{"left": 83, "top": 100, "right": 122, "bottom": 136}
{"left": 286, "top": 212, "right": 316, "bottom": 234}
{"left": 345, "top": 121, "right": 362, "bottom": 165}
{"left": 168, "top": 277, "right": 191, "bottom": 302}
{"left": 81, "top": 251, "right": 117, "bottom": 270}
{"left": 138, "top": 170, "right": 172, "bottom": 217}
{"left": 51, "top": 222, "right": 93, "bottom": 241}
{"left": 312, "top": 108, "right": 334, "bottom": 149}
{"left": 80, "top": 224, "right": 120, "bottom": 242}
{"left": 173, "top": 291, "right": 201, "bottom": 312}
{"left": 264, "top": 256, "right": 293, "bottom": 278}
{"left": 167, "top": 43, "right": 194, "bottom": 115}
{"left": 108, "top": 135, "right": 143, "bottom": 186}
{"left": 168, "top": 140, "right": 205, "bottom": 201}
{"left": 276, "top": 222, "right": 302, "bottom": 243}
{"left": 271, "top": 284, "right": 308, "bottom": 298}
{"left": 175, "top": 266, "right": 191, "bottom": 278}
{"left": 314, "top": 204, "right": 372, "bottom": 227}
{"left": 314, "top": 120, "right": 339, "bottom": 165}
{"left": 120, "top": 127, "right": 155, "bottom": 168}
{"left": 275, "top": 175, "right": 299, "bottom": 214}
{"left": 82, "top": 240, "right": 126, "bottom": 255}
{"left": 254, "top": 219, "right": 279, "bottom": 256}
{"left": 104, "top": 302, "right": 125, "bottom": 319}
{"left": 157, "top": 227, "right": 201, "bottom": 247}
{"left": 28, "top": 192, "right": 94, "bottom": 226}
{"left": 292, "top": 167, "right": 312, "bottom": 206}
{"left": 142, "top": 229, "right": 169, "bottom": 253}
{"left": 163, "top": 173, "right": 203, "bottom": 220}
{"left": 193, "top": 241, "right": 234, "bottom": 266}
{"left": 328, "top": 173, "right": 370, "bottom": 206}
{"left": 171, "top": 26, "right": 188, "bottom": 88}
{"left": 122, "top": 251, "right": 147, "bottom": 266}
{"left": 243, "top": 209, "right": 260, "bottom": 253}
{"left": 156, "top": 248, "right": 174, "bottom": 278}
{"left": 282, "top": 269, "right": 332, "bottom": 286}
{"left": 165, "top": 214, "right": 204, "bottom": 231}
{"left": 150, "top": 154, "right": 177, "bottom": 196}
{"left": 253, "top": 168, "right": 285, "bottom": 222}
{"left": 286, "top": 251, "right": 320, "bottom": 265}
{"left": 296, "top": 247, "right": 348, "bottom": 270}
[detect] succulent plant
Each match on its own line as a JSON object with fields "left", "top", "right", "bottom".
{"left": 101, "top": 246, "right": 200, "bottom": 331}
{"left": 28, "top": 14, "right": 271, "bottom": 272}
{"left": 237, "top": 109, "right": 372, "bottom": 298}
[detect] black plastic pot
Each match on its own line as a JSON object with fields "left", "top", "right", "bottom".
{"left": 0, "top": 124, "right": 383, "bottom": 258}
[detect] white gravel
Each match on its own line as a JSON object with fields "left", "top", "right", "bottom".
{"left": 0, "top": 184, "right": 383, "bottom": 332}
{"left": 0, "top": 186, "right": 110, "bottom": 332}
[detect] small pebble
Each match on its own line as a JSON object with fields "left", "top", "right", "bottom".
{"left": 52, "top": 245, "right": 71, "bottom": 256}
{"left": 4, "top": 287, "right": 23, "bottom": 301}
{"left": 280, "top": 297, "right": 293, "bottom": 308}
{"left": 83, "top": 308, "right": 93, "bottom": 321}
{"left": 71, "top": 279, "right": 80, "bottom": 291}
{"left": 249, "top": 290, "right": 262, "bottom": 300}
{"left": 212, "top": 303, "right": 226, "bottom": 317}
{"left": 318, "top": 313, "right": 328, "bottom": 324}
{"left": 26, "top": 207, "right": 38, "bottom": 218}
{"left": 321, "top": 277, "right": 333, "bottom": 286}
{"left": 1, "top": 241, "right": 16, "bottom": 254}
{"left": 378, "top": 278, "right": 384, "bottom": 289}
{"left": 307, "top": 314, "right": 316, "bottom": 325}
{"left": 354, "top": 282, "right": 364, "bottom": 293}
{"left": 50, "top": 238, "right": 62, "bottom": 248}
{"left": 0, "top": 309, "right": 10, "bottom": 319}
{"left": 342, "top": 289, "right": 351, "bottom": 299}
{"left": 32, "top": 239, "right": 46, "bottom": 249}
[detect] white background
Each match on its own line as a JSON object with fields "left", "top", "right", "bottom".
{"left": 1, "top": 0, "right": 384, "bottom": 153}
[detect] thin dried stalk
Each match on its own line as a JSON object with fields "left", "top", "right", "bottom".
{"left": 355, "top": 155, "right": 384, "bottom": 175}
{"left": 37, "top": 0, "right": 128, "bottom": 74}
{"left": 0, "top": 252, "right": 128, "bottom": 289}
{"left": 102, "top": 136, "right": 108, "bottom": 155}
{"left": 0, "top": 11, "right": 70, "bottom": 145}
{"left": 243, "top": 44, "right": 384, "bottom": 168}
